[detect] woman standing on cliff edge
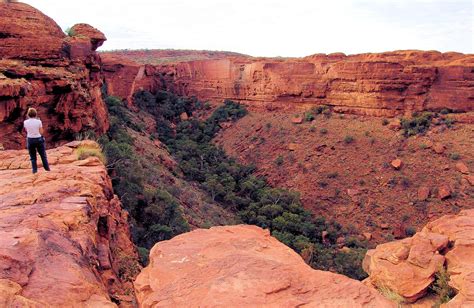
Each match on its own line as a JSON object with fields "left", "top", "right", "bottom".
{"left": 24, "top": 108, "right": 50, "bottom": 174}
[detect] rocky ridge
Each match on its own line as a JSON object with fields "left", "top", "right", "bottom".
{"left": 102, "top": 50, "right": 474, "bottom": 118}
{"left": 0, "top": 141, "right": 139, "bottom": 307}
{"left": 364, "top": 209, "right": 474, "bottom": 306}
{"left": 135, "top": 224, "right": 393, "bottom": 307}
{"left": 0, "top": 2, "right": 109, "bottom": 149}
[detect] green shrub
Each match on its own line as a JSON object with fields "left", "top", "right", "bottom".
{"left": 405, "top": 226, "right": 416, "bottom": 237}
{"left": 344, "top": 135, "right": 355, "bottom": 144}
{"left": 382, "top": 118, "right": 389, "bottom": 126}
{"left": 275, "top": 155, "right": 284, "bottom": 166}
{"left": 449, "top": 153, "right": 461, "bottom": 160}
{"left": 401, "top": 112, "right": 433, "bottom": 137}
{"left": 305, "top": 112, "right": 315, "bottom": 122}
{"left": 430, "top": 267, "right": 456, "bottom": 305}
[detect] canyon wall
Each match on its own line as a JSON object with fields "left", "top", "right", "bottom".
{"left": 0, "top": 2, "right": 109, "bottom": 150}
{"left": 102, "top": 50, "right": 474, "bottom": 117}
{"left": 0, "top": 141, "right": 139, "bottom": 306}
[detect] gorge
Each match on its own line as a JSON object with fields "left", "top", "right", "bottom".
{"left": 0, "top": 1, "right": 473, "bottom": 307}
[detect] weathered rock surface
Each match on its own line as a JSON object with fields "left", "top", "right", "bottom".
{"left": 0, "top": 2, "right": 108, "bottom": 149}
{"left": 102, "top": 50, "right": 474, "bottom": 118}
{"left": 135, "top": 225, "right": 393, "bottom": 307}
{"left": 0, "top": 141, "right": 139, "bottom": 306}
{"left": 363, "top": 209, "right": 474, "bottom": 306}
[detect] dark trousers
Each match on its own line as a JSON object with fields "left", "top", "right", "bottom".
{"left": 27, "top": 137, "right": 50, "bottom": 173}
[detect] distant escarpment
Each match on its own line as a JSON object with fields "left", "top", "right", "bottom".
{"left": 0, "top": 141, "right": 139, "bottom": 306}
{"left": 0, "top": 2, "right": 108, "bottom": 149}
{"left": 102, "top": 50, "right": 474, "bottom": 118}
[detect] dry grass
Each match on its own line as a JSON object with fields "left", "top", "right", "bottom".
{"left": 377, "top": 285, "right": 405, "bottom": 307}
{"left": 76, "top": 144, "right": 106, "bottom": 164}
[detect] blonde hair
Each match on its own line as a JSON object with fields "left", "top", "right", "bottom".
{"left": 27, "top": 108, "right": 37, "bottom": 118}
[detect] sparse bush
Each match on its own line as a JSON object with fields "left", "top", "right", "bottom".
{"left": 320, "top": 128, "right": 328, "bottom": 135}
{"left": 76, "top": 144, "right": 106, "bottom": 164}
{"left": 344, "top": 135, "right": 355, "bottom": 144}
{"left": 401, "top": 112, "right": 433, "bottom": 137}
{"left": 439, "top": 108, "right": 451, "bottom": 115}
{"left": 382, "top": 118, "right": 389, "bottom": 126}
{"left": 311, "top": 105, "right": 330, "bottom": 115}
{"left": 442, "top": 117, "right": 456, "bottom": 128}
{"left": 305, "top": 112, "right": 315, "bottom": 122}
{"left": 275, "top": 155, "right": 284, "bottom": 166}
{"left": 309, "top": 126, "right": 316, "bottom": 132}
{"left": 265, "top": 122, "right": 272, "bottom": 130}
{"left": 378, "top": 285, "right": 405, "bottom": 305}
{"left": 449, "top": 153, "right": 461, "bottom": 160}
{"left": 430, "top": 267, "right": 456, "bottom": 305}
{"left": 318, "top": 181, "right": 329, "bottom": 187}
{"left": 137, "top": 247, "right": 149, "bottom": 266}
{"left": 327, "top": 172, "right": 338, "bottom": 179}
{"left": 405, "top": 226, "right": 416, "bottom": 237}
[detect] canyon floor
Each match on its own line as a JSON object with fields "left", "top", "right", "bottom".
{"left": 215, "top": 107, "right": 474, "bottom": 243}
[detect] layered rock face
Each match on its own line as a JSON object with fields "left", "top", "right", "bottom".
{"left": 135, "top": 225, "right": 393, "bottom": 307}
{"left": 102, "top": 50, "right": 474, "bottom": 117}
{"left": 0, "top": 141, "right": 139, "bottom": 306}
{"left": 0, "top": 2, "right": 108, "bottom": 150}
{"left": 364, "top": 209, "right": 474, "bottom": 306}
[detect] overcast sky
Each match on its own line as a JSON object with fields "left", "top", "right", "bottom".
{"left": 23, "top": 0, "right": 473, "bottom": 57}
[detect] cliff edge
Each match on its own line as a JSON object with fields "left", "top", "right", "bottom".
{"left": 0, "top": 141, "right": 139, "bottom": 307}
{"left": 135, "top": 225, "right": 393, "bottom": 307}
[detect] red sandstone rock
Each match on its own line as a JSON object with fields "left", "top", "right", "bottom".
{"left": 391, "top": 158, "right": 403, "bottom": 170}
{"left": 0, "top": 141, "right": 139, "bottom": 306}
{"left": 417, "top": 186, "right": 430, "bottom": 201}
{"left": 466, "top": 175, "right": 474, "bottom": 186}
{"left": 433, "top": 143, "right": 445, "bottom": 154}
{"left": 0, "top": 3, "right": 108, "bottom": 149}
{"left": 388, "top": 119, "right": 401, "bottom": 130}
{"left": 438, "top": 185, "right": 452, "bottom": 199}
{"left": 291, "top": 115, "right": 304, "bottom": 124}
{"left": 102, "top": 50, "right": 474, "bottom": 117}
{"left": 364, "top": 210, "right": 474, "bottom": 306}
{"left": 288, "top": 143, "right": 298, "bottom": 151}
{"left": 69, "top": 23, "right": 106, "bottom": 50}
{"left": 135, "top": 225, "right": 393, "bottom": 307}
{"left": 455, "top": 162, "right": 469, "bottom": 174}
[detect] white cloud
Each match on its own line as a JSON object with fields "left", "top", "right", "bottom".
{"left": 22, "top": 0, "right": 473, "bottom": 56}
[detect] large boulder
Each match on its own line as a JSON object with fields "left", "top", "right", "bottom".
{"left": 135, "top": 225, "right": 393, "bottom": 307}
{"left": 364, "top": 209, "right": 474, "bottom": 306}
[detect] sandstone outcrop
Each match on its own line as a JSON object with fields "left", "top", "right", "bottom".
{"left": 135, "top": 225, "right": 393, "bottom": 307}
{"left": 102, "top": 50, "right": 474, "bottom": 118}
{"left": 0, "top": 141, "right": 139, "bottom": 306}
{"left": 0, "top": 2, "right": 108, "bottom": 149}
{"left": 363, "top": 209, "right": 474, "bottom": 306}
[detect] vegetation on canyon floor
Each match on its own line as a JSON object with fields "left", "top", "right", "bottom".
{"left": 94, "top": 90, "right": 370, "bottom": 280}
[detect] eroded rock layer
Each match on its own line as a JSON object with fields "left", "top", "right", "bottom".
{"left": 102, "top": 50, "right": 474, "bottom": 117}
{"left": 0, "top": 2, "right": 108, "bottom": 150}
{"left": 0, "top": 141, "right": 138, "bottom": 307}
{"left": 363, "top": 209, "right": 474, "bottom": 306}
{"left": 135, "top": 225, "right": 393, "bottom": 307}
